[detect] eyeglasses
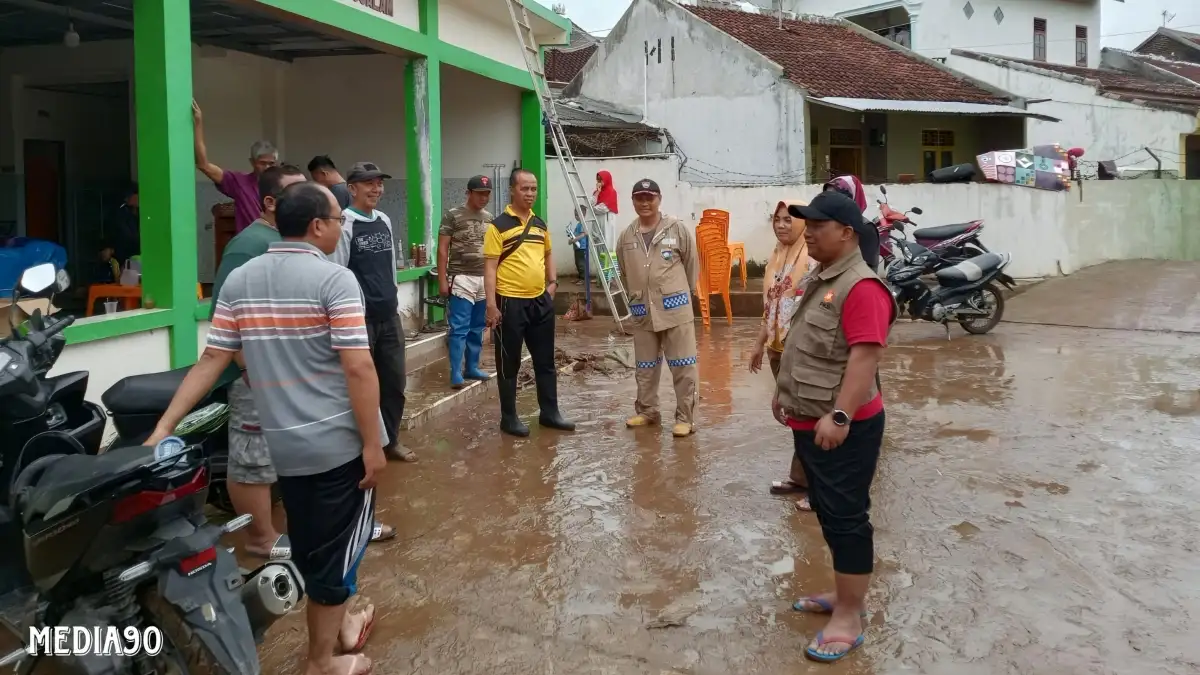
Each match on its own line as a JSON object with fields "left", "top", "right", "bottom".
{"left": 318, "top": 214, "right": 343, "bottom": 223}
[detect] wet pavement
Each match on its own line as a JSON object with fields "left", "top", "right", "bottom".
{"left": 253, "top": 291, "right": 1200, "bottom": 674}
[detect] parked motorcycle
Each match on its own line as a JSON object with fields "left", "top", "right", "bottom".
{"left": 886, "top": 249, "right": 1015, "bottom": 337}
{"left": 0, "top": 263, "right": 303, "bottom": 675}
{"left": 875, "top": 185, "right": 991, "bottom": 267}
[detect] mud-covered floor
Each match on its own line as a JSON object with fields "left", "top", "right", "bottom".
{"left": 254, "top": 271, "right": 1200, "bottom": 675}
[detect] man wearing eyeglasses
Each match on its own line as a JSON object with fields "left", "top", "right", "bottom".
{"left": 329, "top": 162, "right": 415, "bottom": 467}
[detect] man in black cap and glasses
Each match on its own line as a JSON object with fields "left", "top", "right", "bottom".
{"left": 330, "top": 161, "right": 415, "bottom": 467}
{"left": 771, "top": 190, "right": 896, "bottom": 664}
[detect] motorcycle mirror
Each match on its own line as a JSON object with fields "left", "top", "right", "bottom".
{"left": 18, "top": 263, "right": 56, "bottom": 296}
{"left": 895, "top": 222, "right": 906, "bottom": 233}
{"left": 910, "top": 207, "right": 923, "bottom": 215}
{"left": 879, "top": 185, "right": 888, "bottom": 196}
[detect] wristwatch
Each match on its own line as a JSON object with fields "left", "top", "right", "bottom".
{"left": 831, "top": 409, "right": 850, "bottom": 426}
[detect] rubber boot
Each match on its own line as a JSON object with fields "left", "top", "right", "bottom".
{"left": 498, "top": 377, "right": 529, "bottom": 437}
{"left": 535, "top": 373, "right": 576, "bottom": 431}
{"left": 447, "top": 333, "right": 466, "bottom": 389}
{"left": 463, "top": 331, "right": 491, "bottom": 381}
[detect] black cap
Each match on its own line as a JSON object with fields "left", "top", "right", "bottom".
{"left": 346, "top": 161, "right": 391, "bottom": 183}
{"left": 788, "top": 191, "right": 880, "bottom": 267}
{"left": 467, "top": 175, "right": 493, "bottom": 191}
{"left": 632, "top": 178, "right": 661, "bottom": 196}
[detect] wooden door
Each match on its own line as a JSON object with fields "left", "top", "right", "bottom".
{"left": 828, "top": 147, "right": 862, "bottom": 178}
{"left": 23, "top": 140, "right": 65, "bottom": 242}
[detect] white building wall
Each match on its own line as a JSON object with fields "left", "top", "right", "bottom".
{"left": 329, "top": 0, "right": 421, "bottom": 31}
{"left": 547, "top": 155, "right": 1199, "bottom": 278}
{"left": 572, "top": 0, "right": 807, "bottom": 185}
{"left": 48, "top": 326, "right": 172, "bottom": 411}
{"left": 441, "top": 65, "right": 522, "bottom": 180}
{"left": 438, "top": 2, "right": 526, "bottom": 71}
{"left": 946, "top": 53, "right": 1195, "bottom": 174}
{"left": 777, "top": 0, "right": 1102, "bottom": 66}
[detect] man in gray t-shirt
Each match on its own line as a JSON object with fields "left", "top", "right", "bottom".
{"left": 150, "top": 182, "right": 383, "bottom": 675}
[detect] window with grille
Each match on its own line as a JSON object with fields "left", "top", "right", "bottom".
{"left": 829, "top": 128, "right": 863, "bottom": 146}
{"left": 1034, "top": 18, "right": 1047, "bottom": 62}
{"left": 922, "top": 130, "right": 955, "bottom": 176}
{"left": 1076, "top": 25, "right": 1088, "bottom": 67}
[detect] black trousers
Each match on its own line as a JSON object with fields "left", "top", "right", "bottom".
{"left": 367, "top": 315, "right": 406, "bottom": 451}
{"left": 793, "top": 411, "right": 885, "bottom": 576}
{"left": 493, "top": 292, "right": 559, "bottom": 416}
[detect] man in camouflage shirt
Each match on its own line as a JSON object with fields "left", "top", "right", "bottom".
{"left": 437, "top": 175, "right": 495, "bottom": 388}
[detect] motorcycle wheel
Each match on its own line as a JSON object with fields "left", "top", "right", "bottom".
{"left": 958, "top": 283, "right": 1005, "bottom": 335}
{"left": 140, "top": 587, "right": 233, "bottom": 675}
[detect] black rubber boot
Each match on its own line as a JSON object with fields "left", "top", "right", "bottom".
{"left": 498, "top": 377, "right": 529, "bottom": 437}
{"left": 535, "top": 373, "right": 576, "bottom": 431}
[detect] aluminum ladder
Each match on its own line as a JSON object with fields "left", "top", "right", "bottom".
{"left": 504, "top": 0, "right": 631, "bottom": 330}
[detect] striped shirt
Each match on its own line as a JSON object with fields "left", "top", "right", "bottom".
{"left": 207, "top": 241, "right": 385, "bottom": 476}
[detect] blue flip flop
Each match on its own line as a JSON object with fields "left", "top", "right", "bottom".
{"left": 792, "top": 597, "right": 868, "bottom": 617}
{"left": 805, "top": 631, "right": 865, "bottom": 663}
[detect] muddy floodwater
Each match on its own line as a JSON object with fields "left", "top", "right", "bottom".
{"left": 254, "top": 313, "right": 1200, "bottom": 675}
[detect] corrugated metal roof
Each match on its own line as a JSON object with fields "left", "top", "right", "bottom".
{"left": 811, "top": 97, "right": 1061, "bottom": 122}
{"left": 553, "top": 96, "right": 658, "bottom": 131}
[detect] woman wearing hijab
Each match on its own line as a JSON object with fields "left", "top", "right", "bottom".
{"left": 750, "top": 200, "right": 816, "bottom": 511}
{"left": 823, "top": 175, "right": 867, "bottom": 212}
{"left": 593, "top": 170, "right": 619, "bottom": 250}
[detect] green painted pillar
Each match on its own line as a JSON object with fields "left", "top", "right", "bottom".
{"left": 405, "top": 56, "right": 443, "bottom": 323}
{"left": 521, "top": 89, "right": 547, "bottom": 218}
{"left": 134, "top": 0, "right": 198, "bottom": 367}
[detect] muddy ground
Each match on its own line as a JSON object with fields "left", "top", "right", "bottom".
{"left": 255, "top": 272, "right": 1200, "bottom": 675}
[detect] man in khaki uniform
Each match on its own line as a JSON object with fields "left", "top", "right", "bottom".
{"left": 616, "top": 179, "right": 699, "bottom": 437}
{"left": 771, "top": 190, "right": 896, "bottom": 663}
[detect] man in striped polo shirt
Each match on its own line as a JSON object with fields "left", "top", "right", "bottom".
{"left": 150, "top": 182, "right": 381, "bottom": 675}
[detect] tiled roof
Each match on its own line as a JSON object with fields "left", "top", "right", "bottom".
{"left": 684, "top": 6, "right": 1007, "bottom": 104}
{"left": 959, "top": 51, "right": 1200, "bottom": 104}
{"left": 1125, "top": 52, "right": 1200, "bottom": 85}
{"left": 547, "top": 44, "right": 596, "bottom": 84}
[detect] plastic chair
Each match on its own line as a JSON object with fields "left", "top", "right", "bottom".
{"left": 701, "top": 245, "right": 733, "bottom": 327}
{"left": 698, "top": 212, "right": 747, "bottom": 290}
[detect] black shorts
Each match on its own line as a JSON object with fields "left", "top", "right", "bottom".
{"left": 277, "top": 457, "right": 375, "bottom": 606}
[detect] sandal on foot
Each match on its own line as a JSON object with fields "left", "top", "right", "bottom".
{"left": 336, "top": 653, "right": 373, "bottom": 674}
{"left": 384, "top": 446, "right": 418, "bottom": 462}
{"left": 246, "top": 534, "right": 291, "bottom": 561}
{"left": 792, "top": 597, "right": 868, "bottom": 616}
{"left": 340, "top": 600, "right": 376, "bottom": 653}
{"left": 804, "top": 631, "right": 865, "bottom": 663}
{"left": 794, "top": 496, "right": 814, "bottom": 512}
{"left": 769, "top": 480, "right": 806, "bottom": 495}
{"left": 369, "top": 522, "right": 395, "bottom": 543}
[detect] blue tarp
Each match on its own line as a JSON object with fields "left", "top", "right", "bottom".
{"left": 0, "top": 238, "right": 68, "bottom": 297}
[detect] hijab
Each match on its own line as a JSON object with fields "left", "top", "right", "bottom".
{"left": 823, "top": 175, "right": 867, "bottom": 212}
{"left": 594, "top": 170, "right": 619, "bottom": 214}
{"left": 762, "top": 200, "right": 811, "bottom": 352}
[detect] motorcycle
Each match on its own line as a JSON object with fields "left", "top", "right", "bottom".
{"left": 100, "top": 365, "right": 248, "bottom": 514}
{"left": 875, "top": 185, "right": 991, "bottom": 267}
{"left": 885, "top": 249, "right": 1015, "bottom": 338}
{"left": 0, "top": 263, "right": 303, "bottom": 675}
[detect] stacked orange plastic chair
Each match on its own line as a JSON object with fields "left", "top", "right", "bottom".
{"left": 695, "top": 221, "right": 733, "bottom": 327}
{"left": 700, "top": 209, "right": 747, "bottom": 290}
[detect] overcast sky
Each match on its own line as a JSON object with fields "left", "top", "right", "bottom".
{"left": 552, "top": 0, "right": 634, "bottom": 35}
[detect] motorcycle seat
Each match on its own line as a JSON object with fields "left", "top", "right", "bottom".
{"left": 102, "top": 366, "right": 193, "bottom": 415}
{"left": 935, "top": 253, "right": 1009, "bottom": 287}
{"left": 19, "top": 443, "right": 154, "bottom": 522}
{"left": 913, "top": 223, "right": 976, "bottom": 240}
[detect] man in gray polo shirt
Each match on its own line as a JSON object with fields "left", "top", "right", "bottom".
{"left": 150, "top": 182, "right": 382, "bottom": 675}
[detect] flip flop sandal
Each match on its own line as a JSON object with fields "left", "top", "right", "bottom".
{"left": 344, "top": 601, "right": 376, "bottom": 653}
{"left": 792, "top": 597, "right": 868, "bottom": 616}
{"left": 369, "top": 522, "right": 396, "bottom": 543}
{"left": 769, "top": 480, "right": 807, "bottom": 495}
{"left": 341, "top": 653, "right": 373, "bottom": 675}
{"left": 246, "top": 534, "right": 291, "bottom": 560}
{"left": 804, "top": 631, "right": 865, "bottom": 663}
{"left": 795, "top": 496, "right": 814, "bottom": 512}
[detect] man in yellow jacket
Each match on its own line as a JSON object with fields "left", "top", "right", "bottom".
{"left": 615, "top": 179, "right": 699, "bottom": 437}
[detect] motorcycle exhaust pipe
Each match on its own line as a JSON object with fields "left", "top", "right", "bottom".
{"left": 241, "top": 562, "right": 303, "bottom": 633}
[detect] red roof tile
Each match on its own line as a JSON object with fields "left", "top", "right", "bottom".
{"left": 547, "top": 44, "right": 596, "bottom": 84}
{"left": 966, "top": 51, "right": 1200, "bottom": 103}
{"left": 1131, "top": 54, "right": 1200, "bottom": 84}
{"left": 685, "top": 6, "right": 1007, "bottom": 104}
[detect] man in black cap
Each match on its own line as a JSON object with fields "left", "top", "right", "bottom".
{"left": 437, "top": 175, "right": 494, "bottom": 388}
{"left": 331, "top": 161, "right": 415, "bottom": 464}
{"left": 771, "top": 190, "right": 896, "bottom": 663}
